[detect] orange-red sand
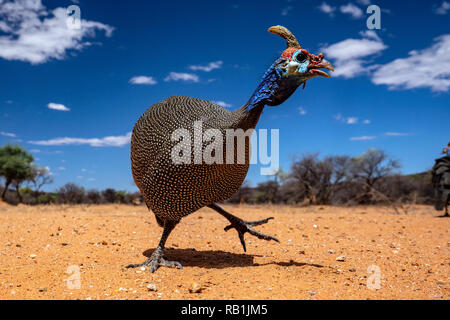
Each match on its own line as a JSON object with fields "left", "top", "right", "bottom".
{"left": 0, "top": 203, "right": 448, "bottom": 300}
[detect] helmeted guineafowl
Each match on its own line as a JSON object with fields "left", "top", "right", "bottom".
{"left": 126, "top": 25, "right": 334, "bottom": 272}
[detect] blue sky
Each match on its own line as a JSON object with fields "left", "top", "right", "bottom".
{"left": 0, "top": 0, "right": 449, "bottom": 192}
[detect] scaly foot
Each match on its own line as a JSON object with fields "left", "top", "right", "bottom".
{"left": 224, "top": 216, "right": 279, "bottom": 252}
{"left": 125, "top": 248, "right": 182, "bottom": 273}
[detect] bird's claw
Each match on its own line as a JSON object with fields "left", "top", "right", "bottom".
{"left": 224, "top": 217, "right": 279, "bottom": 252}
{"left": 125, "top": 250, "right": 182, "bottom": 273}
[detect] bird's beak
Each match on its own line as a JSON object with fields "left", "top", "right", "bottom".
{"left": 308, "top": 59, "right": 334, "bottom": 78}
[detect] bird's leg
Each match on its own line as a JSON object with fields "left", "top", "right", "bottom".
{"left": 208, "top": 203, "right": 279, "bottom": 252}
{"left": 125, "top": 220, "right": 182, "bottom": 273}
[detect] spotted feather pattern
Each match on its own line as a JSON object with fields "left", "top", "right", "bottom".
{"left": 131, "top": 96, "right": 263, "bottom": 224}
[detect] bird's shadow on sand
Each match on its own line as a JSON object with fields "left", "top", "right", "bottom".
{"left": 141, "top": 248, "right": 324, "bottom": 269}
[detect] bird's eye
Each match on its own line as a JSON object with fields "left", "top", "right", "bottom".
{"left": 294, "top": 52, "right": 307, "bottom": 63}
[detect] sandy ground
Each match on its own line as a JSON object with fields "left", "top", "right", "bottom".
{"left": 0, "top": 201, "right": 448, "bottom": 300}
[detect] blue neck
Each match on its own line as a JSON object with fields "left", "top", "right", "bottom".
{"left": 235, "top": 59, "right": 301, "bottom": 130}
{"left": 244, "top": 60, "right": 283, "bottom": 112}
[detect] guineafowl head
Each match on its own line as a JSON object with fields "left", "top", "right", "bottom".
{"left": 250, "top": 25, "right": 334, "bottom": 107}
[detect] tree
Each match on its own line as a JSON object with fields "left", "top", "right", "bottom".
{"left": 102, "top": 188, "right": 117, "bottom": 203}
{"left": 271, "top": 167, "right": 288, "bottom": 183}
{"left": 291, "top": 153, "right": 320, "bottom": 204}
{"left": 115, "top": 190, "right": 127, "bottom": 203}
{"left": 0, "top": 145, "right": 34, "bottom": 201}
{"left": 331, "top": 155, "right": 353, "bottom": 185}
{"left": 57, "top": 183, "right": 85, "bottom": 204}
{"left": 86, "top": 189, "right": 102, "bottom": 204}
{"left": 290, "top": 154, "right": 351, "bottom": 205}
{"left": 30, "top": 166, "right": 54, "bottom": 192}
{"left": 254, "top": 180, "right": 280, "bottom": 203}
{"left": 350, "top": 148, "right": 401, "bottom": 203}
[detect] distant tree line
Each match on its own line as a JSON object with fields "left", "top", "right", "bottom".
{"left": 0, "top": 144, "right": 435, "bottom": 207}
{"left": 2, "top": 182, "right": 143, "bottom": 206}
{"left": 0, "top": 144, "right": 142, "bottom": 205}
{"left": 227, "top": 148, "right": 434, "bottom": 207}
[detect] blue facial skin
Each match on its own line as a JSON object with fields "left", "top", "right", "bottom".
{"left": 296, "top": 62, "right": 309, "bottom": 73}
{"left": 292, "top": 50, "right": 309, "bottom": 74}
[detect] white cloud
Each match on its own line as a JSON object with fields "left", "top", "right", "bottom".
{"left": 334, "top": 114, "right": 360, "bottom": 124}
{"left": 359, "top": 30, "right": 381, "bottom": 42}
{"left": 0, "top": 131, "right": 16, "bottom": 137}
{"left": 189, "top": 61, "right": 223, "bottom": 72}
{"left": 0, "top": 0, "right": 113, "bottom": 64}
{"left": 372, "top": 34, "right": 450, "bottom": 92}
{"left": 30, "top": 149, "right": 40, "bottom": 153}
{"left": 28, "top": 132, "right": 132, "bottom": 147}
{"left": 363, "top": 119, "right": 371, "bottom": 124}
{"left": 213, "top": 101, "right": 232, "bottom": 108}
{"left": 57, "top": 166, "right": 66, "bottom": 170}
{"left": 164, "top": 72, "right": 199, "bottom": 82}
{"left": 87, "top": 177, "right": 95, "bottom": 181}
{"left": 434, "top": 1, "right": 450, "bottom": 14}
{"left": 281, "top": 6, "right": 293, "bottom": 16}
{"left": 47, "top": 102, "right": 70, "bottom": 111}
{"left": 81, "top": 168, "right": 87, "bottom": 172}
{"left": 385, "top": 132, "right": 413, "bottom": 136}
{"left": 346, "top": 117, "right": 358, "bottom": 124}
{"left": 325, "top": 33, "right": 385, "bottom": 60}
{"left": 298, "top": 107, "right": 307, "bottom": 115}
{"left": 318, "top": 2, "right": 336, "bottom": 16}
{"left": 340, "top": 3, "right": 364, "bottom": 19}
{"left": 129, "top": 76, "right": 157, "bottom": 85}
{"left": 357, "top": 0, "right": 371, "bottom": 5}
{"left": 322, "top": 32, "right": 387, "bottom": 78}
{"left": 350, "top": 136, "right": 376, "bottom": 141}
